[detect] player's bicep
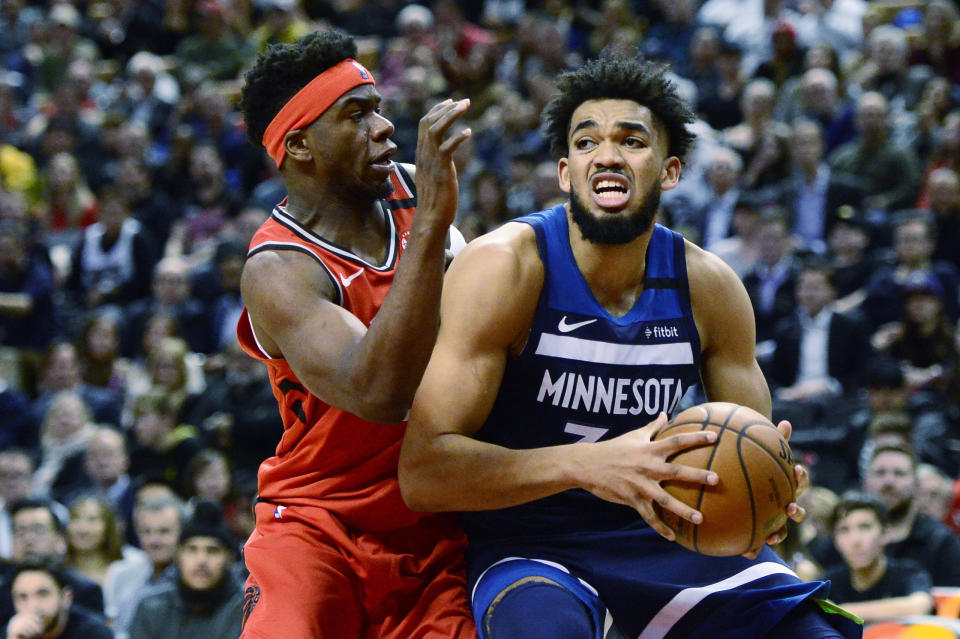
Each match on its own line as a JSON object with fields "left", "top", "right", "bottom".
{"left": 241, "top": 250, "right": 367, "bottom": 395}
{"left": 690, "top": 246, "right": 772, "bottom": 416}
{"left": 409, "top": 234, "right": 539, "bottom": 438}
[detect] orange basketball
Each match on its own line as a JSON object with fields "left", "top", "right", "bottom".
{"left": 652, "top": 402, "right": 797, "bottom": 556}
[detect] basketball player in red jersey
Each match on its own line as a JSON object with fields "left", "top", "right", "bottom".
{"left": 235, "top": 30, "right": 475, "bottom": 639}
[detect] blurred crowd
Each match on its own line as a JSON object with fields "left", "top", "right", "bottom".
{"left": 1, "top": 0, "right": 960, "bottom": 635}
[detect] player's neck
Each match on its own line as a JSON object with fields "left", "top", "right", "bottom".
{"left": 284, "top": 188, "right": 388, "bottom": 263}
{"left": 568, "top": 218, "right": 653, "bottom": 318}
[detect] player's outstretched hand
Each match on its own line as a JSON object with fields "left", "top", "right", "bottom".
{"left": 414, "top": 98, "right": 472, "bottom": 228}
{"left": 741, "top": 419, "right": 808, "bottom": 559}
{"left": 579, "top": 413, "right": 719, "bottom": 542}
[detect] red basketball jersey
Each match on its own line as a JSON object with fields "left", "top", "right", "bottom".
{"left": 237, "top": 166, "right": 422, "bottom": 531}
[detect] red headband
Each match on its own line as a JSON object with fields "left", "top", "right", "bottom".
{"left": 261, "top": 58, "right": 376, "bottom": 167}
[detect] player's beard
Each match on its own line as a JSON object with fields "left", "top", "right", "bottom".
{"left": 569, "top": 179, "right": 660, "bottom": 245}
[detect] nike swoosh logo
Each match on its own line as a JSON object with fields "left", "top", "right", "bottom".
{"left": 339, "top": 267, "right": 364, "bottom": 287}
{"left": 558, "top": 316, "right": 598, "bottom": 333}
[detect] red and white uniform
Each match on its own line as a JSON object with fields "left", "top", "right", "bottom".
{"left": 238, "top": 166, "right": 474, "bottom": 639}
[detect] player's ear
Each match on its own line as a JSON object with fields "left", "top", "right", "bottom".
{"left": 284, "top": 129, "right": 311, "bottom": 162}
{"left": 558, "top": 158, "right": 571, "bottom": 194}
{"left": 660, "top": 156, "right": 682, "bottom": 192}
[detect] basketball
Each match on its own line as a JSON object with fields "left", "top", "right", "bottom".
{"left": 652, "top": 402, "right": 797, "bottom": 556}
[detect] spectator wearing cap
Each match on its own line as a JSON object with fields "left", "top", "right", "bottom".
{"left": 128, "top": 499, "right": 242, "bottom": 639}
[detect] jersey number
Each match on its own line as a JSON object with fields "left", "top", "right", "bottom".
{"left": 564, "top": 422, "right": 609, "bottom": 443}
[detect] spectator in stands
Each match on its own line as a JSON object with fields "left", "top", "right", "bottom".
{"left": 32, "top": 392, "right": 95, "bottom": 501}
{"left": 863, "top": 445, "right": 960, "bottom": 586}
{"left": 0, "top": 367, "right": 34, "bottom": 452}
{"left": 819, "top": 490, "right": 934, "bottom": 622}
{"left": 31, "top": 342, "right": 121, "bottom": 429}
{"left": 923, "top": 167, "right": 960, "bottom": 269}
{"left": 742, "top": 206, "right": 803, "bottom": 346}
{"left": 776, "top": 67, "right": 857, "bottom": 153}
{"left": 0, "top": 220, "right": 57, "bottom": 357}
{"left": 124, "top": 257, "right": 212, "bottom": 357}
{"left": 847, "top": 24, "right": 932, "bottom": 111}
{"left": 114, "top": 157, "right": 177, "bottom": 250}
{"left": 861, "top": 212, "right": 960, "bottom": 329}
{"left": 65, "top": 186, "right": 156, "bottom": 313}
{"left": 721, "top": 77, "right": 791, "bottom": 190}
{"left": 164, "top": 143, "right": 244, "bottom": 271}
{"left": 171, "top": 0, "right": 250, "bottom": 82}
{"left": 777, "top": 117, "right": 864, "bottom": 250}
{"left": 29, "top": 151, "right": 98, "bottom": 243}
{"left": 871, "top": 271, "right": 958, "bottom": 398}
{"left": 182, "top": 339, "right": 280, "bottom": 485}
{"left": 906, "top": 0, "right": 960, "bottom": 84}
{"left": 128, "top": 388, "right": 201, "bottom": 494}
{"left": 61, "top": 426, "right": 135, "bottom": 527}
{"left": 63, "top": 495, "right": 126, "bottom": 588}
{"left": 0, "top": 450, "right": 34, "bottom": 559}
{"left": 828, "top": 91, "right": 923, "bottom": 215}
{"left": 76, "top": 310, "right": 131, "bottom": 396}
{"left": 1, "top": 498, "right": 104, "bottom": 619}
{"left": 105, "top": 494, "right": 183, "bottom": 638}
{"left": 4, "top": 559, "right": 112, "bottom": 639}
{"left": 768, "top": 258, "right": 872, "bottom": 400}
{"left": 129, "top": 499, "right": 242, "bottom": 639}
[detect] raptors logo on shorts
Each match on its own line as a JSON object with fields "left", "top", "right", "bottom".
{"left": 242, "top": 584, "right": 261, "bottom": 630}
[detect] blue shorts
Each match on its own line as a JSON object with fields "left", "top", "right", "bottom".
{"left": 468, "top": 523, "right": 862, "bottom": 639}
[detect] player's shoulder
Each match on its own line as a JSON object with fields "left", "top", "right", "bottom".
{"left": 451, "top": 222, "right": 541, "bottom": 281}
{"left": 241, "top": 244, "right": 337, "bottom": 306}
{"left": 683, "top": 238, "right": 744, "bottom": 293}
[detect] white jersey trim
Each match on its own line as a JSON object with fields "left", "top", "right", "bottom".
{"left": 271, "top": 200, "right": 398, "bottom": 271}
{"left": 535, "top": 333, "right": 695, "bottom": 366}
{"left": 637, "top": 562, "right": 798, "bottom": 639}
{"left": 246, "top": 312, "right": 274, "bottom": 360}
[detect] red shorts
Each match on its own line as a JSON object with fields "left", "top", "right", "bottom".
{"left": 239, "top": 501, "right": 476, "bottom": 639}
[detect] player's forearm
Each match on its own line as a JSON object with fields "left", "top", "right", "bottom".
{"left": 838, "top": 592, "right": 933, "bottom": 622}
{"left": 352, "top": 224, "right": 448, "bottom": 422}
{"left": 399, "top": 432, "right": 583, "bottom": 512}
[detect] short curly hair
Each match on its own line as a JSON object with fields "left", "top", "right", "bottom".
{"left": 542, "top": 57, "right": 696, "bottom": 162}
{"left": 240, "top": 30, "right": 358, "bottom": 148}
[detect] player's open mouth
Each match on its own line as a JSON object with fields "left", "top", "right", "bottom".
{"left": 590, "top": 173, "right": 630, "bottom": 210}
{"left": 370, "top": 150, "right": 395, "bottom": 173}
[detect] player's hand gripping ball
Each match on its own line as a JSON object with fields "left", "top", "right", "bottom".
{"left": 653, "top": 402, "right": 797, "bottom": 556}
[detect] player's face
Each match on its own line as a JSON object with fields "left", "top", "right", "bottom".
{"left": 864, "top": 451, "right": 917, "bottom": 515}
{"left": 833, "top": 509, "right": 885, "bottom": 570}
{"left": 305, "top": 84, "right": 397, "bottom": 201}
{"left": 559, "top": 99, "right": 680, "bottom": 245}
{"left": 178, "top": 538, "right": 231, "bottom": 591}
{"left": 11, "top": 571, "right": 71, "bottom": 634}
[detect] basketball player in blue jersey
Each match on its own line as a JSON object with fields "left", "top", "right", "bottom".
{"left": 399, "top": 56, "right": 862, "bottom": 639}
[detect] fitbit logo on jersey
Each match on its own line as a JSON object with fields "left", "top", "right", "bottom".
{"left": 536, "top": 369, "right": 684, "bottom": 416}
{"left": 644, "top": 324, "right": 680, "bottom": 339}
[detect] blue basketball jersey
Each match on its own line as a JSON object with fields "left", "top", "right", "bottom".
{"left": 462, "top": 206, "right": 860, "bottom": 639}
{"left": 461, "top": 205, "right": 703, "bottom": 542}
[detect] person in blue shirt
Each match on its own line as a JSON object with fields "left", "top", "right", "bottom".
{"left": 399, "top": 56, "right": 862, "bottom": 639}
